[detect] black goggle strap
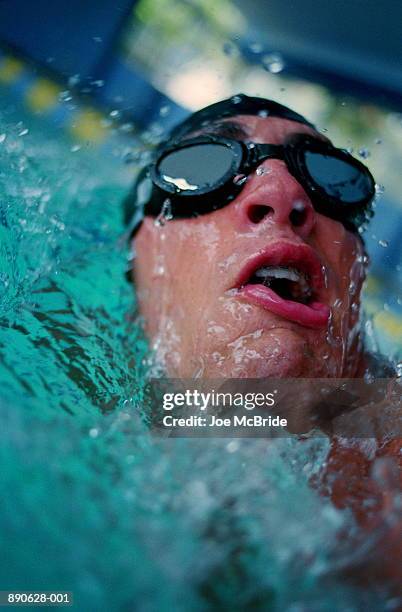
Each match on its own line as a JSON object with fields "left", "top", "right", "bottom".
{"left": 124, "top": 166, "right": 153, "bottom": 239}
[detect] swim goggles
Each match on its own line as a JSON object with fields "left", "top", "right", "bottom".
{"left": 125, "top": 132, "right": 375, "bottom": 235}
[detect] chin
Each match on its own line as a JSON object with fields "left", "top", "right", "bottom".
{"left": 200, "top": 327, "right": 335, "bottom": 378}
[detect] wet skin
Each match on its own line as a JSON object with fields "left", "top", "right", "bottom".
{"left": 133, "top": 115, "right": 366, "bottom": 378}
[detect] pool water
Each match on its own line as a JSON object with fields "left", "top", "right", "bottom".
{"left": 0, "top": 89, "right": 396, "bottom": 611}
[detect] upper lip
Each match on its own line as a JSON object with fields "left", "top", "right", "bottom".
{"left": 233, "top": 242, "right": 325, "bottom": 295}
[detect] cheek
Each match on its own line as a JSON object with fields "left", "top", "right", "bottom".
{"left": 133, "top": 219, "right": 226, "bottom": 337}
{"left": 313, "top": 216, "right": 364, "bottom": 290}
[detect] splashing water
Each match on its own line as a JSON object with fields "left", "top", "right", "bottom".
{"left": 0, "top": 91, "right": 397, "bottom": 611}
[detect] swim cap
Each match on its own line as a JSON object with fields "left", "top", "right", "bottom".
{"left": 167, "top": 93, "right": 315, "bottom": 142}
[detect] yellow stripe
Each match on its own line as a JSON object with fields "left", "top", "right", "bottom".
{"left": 26, "top": 78, "right": 60, "bottom": 113}
{"left": 69, "top": 109, "right": 107, "bottom": 143}
{"left": 374, "top": 311, "right": 402, "bottom": 338}
{"left": 0, "top": 56, "right": 24, "bottom": 83}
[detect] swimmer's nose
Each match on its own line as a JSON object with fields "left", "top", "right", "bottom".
{"left": 238, "top": 160, "right": 316, "bottom": 239}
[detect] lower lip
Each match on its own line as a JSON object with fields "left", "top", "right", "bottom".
{"left": 239, "top": 284, "right": 330, "bottom": 329}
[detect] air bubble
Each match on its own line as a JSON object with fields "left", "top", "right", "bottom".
{"left": 256, "top": 166, "right": 269, "bottom": 176}
{"left": 378, "top": 239, "right": 389, "bottom": 248}
{"left": 230, "top": 95, "right": 242, "bottom": 104}
{"left": 226, "top": 440, "right": 240, "bottom": 453}
{"left": 249, "top": 42, "right": 263, "bottom": 53}
{"left": 59, "top": 90, "right": 72, "bottom": 102}
{"left": 19, "top": 128, "right": 29, "bottom": 136}
{"left": 119, "top": 123, "right": 134, "bottom": 133}
{"left": 375, "top": 184, "right": 385, "bottom": 195}
{"left": 262, "top": 53, "right": 285, "bottom": 73}
{"left": 159, "top": 105, "right": 171, "bottom": 117}
{"left": 68, "top": 74, "right": 80, "bottom": 87}
{"left": 258, "top": 109, "right": 269, "bottom": 118}
{"left": 374, "top": 138, "right": 382, "bottom": 145}
{"left": 110, "top": 109, "right": 120, "bottom": 118}
{"left": 0, "top": 134, "right": 6, "bottom": 143}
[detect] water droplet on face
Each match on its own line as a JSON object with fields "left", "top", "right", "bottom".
{"left": 322, "top": 265, "right": 329, "bottom": 289}
{"left": 348, "top": 281, "right": 356, "bottom": 295}
{"left": 364, "top": 370, "right": 375, "bottom": 383}
{"left": 293, "top": 199, "right": 305, "bottom": 212}
{"left": 154, "top": 265, "right": 165, "bottom": 276}
{"left": 261, "top": 53, "right": 284, "bottom": 73}
{"left": 154, "top": 198, "right": 173, "bottom": 227}
{"left": 233, "top": 174, "right": 248, "bottom": 186}
{"left": 358, "top": 147, "right": 370, "bottom": 159}
{"left": 378, "top": 239, "right": 389, "bottom": 248}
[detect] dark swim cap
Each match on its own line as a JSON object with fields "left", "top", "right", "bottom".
{"left": 166, "top": 93, "right": 315, "bottom": 142}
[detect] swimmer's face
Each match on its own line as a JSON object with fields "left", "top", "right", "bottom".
{"left": 133, "top": 115, "right": 366, "bottom": 377}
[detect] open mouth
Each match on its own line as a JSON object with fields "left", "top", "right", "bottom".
{"left": 234, "top": 243, "right": 330, "bottom": 329}
{"left": 247, "top": 265, "right": 312, "bottom": 304}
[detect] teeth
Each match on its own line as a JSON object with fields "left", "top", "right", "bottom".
{"left": 251, "top": 265, "right": 312, "bottom": 302}
{"left": 254, "top": 266, "right": 301, "bottom": 282}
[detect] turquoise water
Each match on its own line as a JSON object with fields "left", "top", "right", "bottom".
{"left": 0, "top": 91, "right": 395, "bottom": 610}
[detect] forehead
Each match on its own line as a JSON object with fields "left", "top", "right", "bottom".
{"left": 205, "top": 114, "right": 329, "bottom": 146}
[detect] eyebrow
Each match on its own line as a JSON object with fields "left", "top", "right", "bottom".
{"left": 179, "top": 119, "right": 250, "bottom": 143}
{"left": 200, "top": 120, "right": 250, "bottom": 140}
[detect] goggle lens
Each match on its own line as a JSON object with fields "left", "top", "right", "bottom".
{"left": 158, "top": 143, "right": 234, "bottom": 191}
{"left": 303, "top": 150, "right": 372, "bottom": 204}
